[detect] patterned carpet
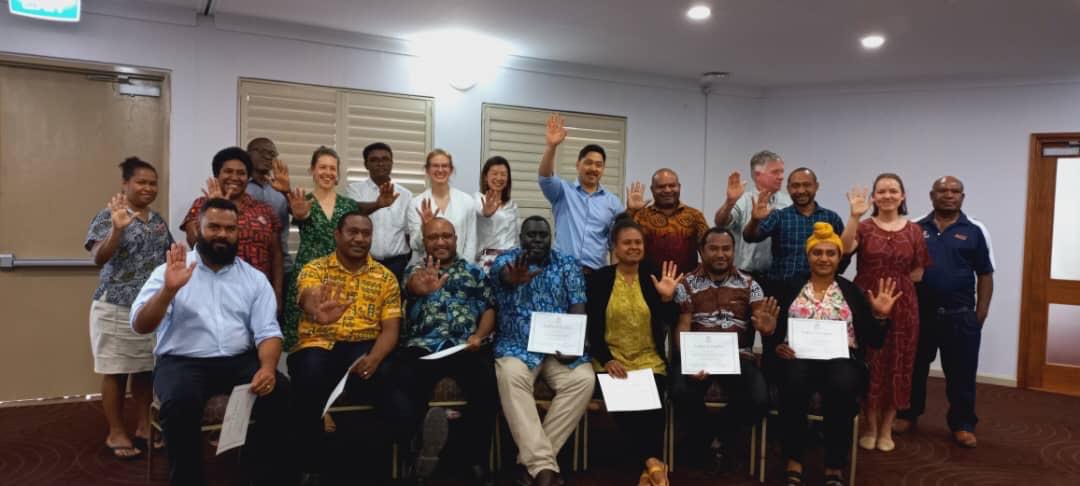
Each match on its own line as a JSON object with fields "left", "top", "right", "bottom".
{"left": 1, "top": 378, "right": 1078, "bottom": 485}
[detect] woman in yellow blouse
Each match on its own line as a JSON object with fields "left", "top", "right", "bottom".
{"left": 586, "top": 215, "right": 685, "bottom": 469}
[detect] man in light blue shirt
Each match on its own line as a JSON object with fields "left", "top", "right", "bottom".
{"left": 538, "top": 113, "right": 623, "bottom": 272}
{"left": 131, "top": 198, "right": 292, "bottom": 486}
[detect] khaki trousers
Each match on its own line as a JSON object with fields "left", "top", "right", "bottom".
{"left": 495, "top": 356, "right": 595, "bottom": 476}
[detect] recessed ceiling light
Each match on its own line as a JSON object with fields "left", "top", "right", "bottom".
{"left": 860, "top": 34, "right": 886, "bottom": 49}
{"left": 687, "top": 5, "right": 712, "bottom": 21}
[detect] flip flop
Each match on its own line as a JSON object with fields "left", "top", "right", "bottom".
{"left": 106, "top": 444, "right": 143, "bottom": 460}
{"left": 133, "top": 436, "right": 165, "bottom": 452}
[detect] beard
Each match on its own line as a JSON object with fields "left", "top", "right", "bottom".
{"left": 196, "top": 235, "right": 238, "bottom": 266}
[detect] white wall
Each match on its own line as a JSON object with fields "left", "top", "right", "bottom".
{"left": 0, "top": 6, "right": 709, "bottom": 234}
{"left": 727, "top": 79, "right": 1080, "bottom": 381}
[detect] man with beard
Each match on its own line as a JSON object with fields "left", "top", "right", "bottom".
{"left": 245, "top": 137, "right": 292, "bottom": 272}
{"left": 895, "top": 176, "right": 994, "bottom": 448}
{"left": 671, "top": 228, "right": 778, "bottom": 472}
{"left": 288, "top": 211, "right": 408, "bottom": 482}
{"left": 489, "top": 216, "right": 594, "bottom": 486}
{"left": 538, "top": 114, "right": 623, "bottom": 273}
{"left": 743, "top": 168, "right": 845, "bottom": 287}
{"left": 626, "top": 168, "right": 709, "bottom": 272}
{"left": 180, "top": 147, "right": 284, "bottom": 309}
{"left": 130, "top": 198, "right": 292, "bottom": 486}
{"left": 393, "top": 218, "right": 497, "bottom": 485}
{"left": 714, "top": 150, "right": 792, "bottom": 282}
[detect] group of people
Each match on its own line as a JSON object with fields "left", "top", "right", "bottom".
{"left": 85, "top": 114, "right": 994, "bottom": 486}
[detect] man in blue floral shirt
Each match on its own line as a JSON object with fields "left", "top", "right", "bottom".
{"left": 394, "top": 217, "right": 497, "bottom": 484}
{"left": 489, "top": 216, "right": 593, "bottom": 486}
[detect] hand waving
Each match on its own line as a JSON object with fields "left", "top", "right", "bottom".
{"left": 750, "top": 190, "right": 774, "bottom": 221}
{"left": 726, "top": 171, "right": 746, "bottom": 203}
{"left": 626, "top": 181, "right": 649, "bottom": 210}
{"left": 163, "top": 243, "right": 195, "bottom": 293}
{"left": 649, "top": 261, "right": 686, "bottom": 302}
{"left": 847, "top": 186, "right": 871, "bottom": 219}
{"left": 409, "top": 256, "right": 449, "bottom": 296}
{"left": 868, "top": 277, "right": 903, "bottom": 318}
{"left": 481, "top": 188, "right": 503, "bottom": 217}
{"left": 546, "top": 113, "right": 567, "bottom": 147}
{"left": 751, "top": 297, "right": 780, "bottom": 335}
{"left": 505, "top": 253, "right": 541, "bottom": 286}
{"left": 201, "top": 177, "right": 237, "bottom": 200}
{"left": 416, "top": 198, "right": 442, "bottom": 225}
{"left": 108, "top": 193, "right": 134, "bottom": 230}
{"left": 287, "top": 187, "right": 312, "bottom": 220}
{"left": 312, "top": 282, "right": 355, "bottom": 325}
{"left": 270, "top": 159, "right": 291, "bottom": 193}
{"left": 375, "top": 181, "right": 399, "bottom": 209}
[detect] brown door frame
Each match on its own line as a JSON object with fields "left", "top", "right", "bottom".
{"left": 1017, "top": 132, "right": 1080, "bottom": 392}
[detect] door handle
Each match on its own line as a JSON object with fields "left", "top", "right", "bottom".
{"left": 0, "top": 253, "right": 96, "bottom": 270}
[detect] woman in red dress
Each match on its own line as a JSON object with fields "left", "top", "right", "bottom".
{"left": 840, "top": 173, "right": 929, "bottom": 453}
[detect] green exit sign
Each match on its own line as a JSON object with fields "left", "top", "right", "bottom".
{"left": 9, "top": 0, "right": 81, "bottom": 23}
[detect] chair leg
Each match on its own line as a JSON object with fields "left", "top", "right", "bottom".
{"left": 582, "top": 412, "right": 589, "bottom": 471}
{"left": 145, "top": 421, "right": 153, "bottom": 483}
{"left": 758, "top": 416, "right": 768, "bottom": 483}
{"left": 666, "top": 405, "right": 675, "bottom": 473}
{"left": 850, "top": 415, "right": 859, "bottom": 486}
{"left": 494, "top": 414, "right": 502, "bottom": 471}
{"left": 749, "top": 421, "right": 757, "bottom": 477}
{"left": 392, "top": 442, "right": 399, "bottom": 480}
{"left": 572, "top": 419, "right": 580, "bottom": 472}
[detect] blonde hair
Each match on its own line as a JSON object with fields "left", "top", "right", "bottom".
{"left": 424, "top": 148, "right": 454, "bottom": 170}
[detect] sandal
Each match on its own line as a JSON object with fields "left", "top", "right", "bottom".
{"left": 824, "top": 473, "right": 846, "bottom": 486}
{"left": 644, "top": 457, "right": 669, "bottom": 486}
{"left": 784, "top": 469, "right": 803, "bottom": 486}
{"left": 105, "top": 443, "right": 143, "bottom": 460}
{"left": 132, "top": 436, "right": 165, "bottom": 452}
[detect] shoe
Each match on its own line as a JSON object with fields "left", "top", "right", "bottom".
{"left": 823, "top": 472, "right": 846, "bottom": 486}
{"left": 892, "top": 418, "right": 916, "bottom": 434}
{"left": 534, "top": 469, "right": 560, "bottom": 486}
{"left": 707, "top": 444, "right": 734, "bottom": 475}
{"left": 858, "top": 435, "right": 877, "bottom": 450}
{"left": 876, "top": 437, "right": 895, "bottom": 452}
{"left": 415, "top": 407, "right": 449, "bottom": 478}
{"left": 953, "top": 430, "right": 977, "bottom": 448}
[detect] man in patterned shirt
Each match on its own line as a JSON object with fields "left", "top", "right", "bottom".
{"left": 625, "top": 168, "right": 710, "bottom": 273}
{"left": 181, "top": 146, "right": 284, "bottom": 308}
{"left": 489, "top": 216, "right": 593, "bottom": 486}
{"left": 394, "top": 217, "right": 497, "bottom": 484}
{"left": 743, "top": 167, "right": 845, "bottom": 289}
{"left": 287, "top": 211, "right": 407, "bottom": 480}
{"left": 671, "top": 227, "right": 777, "bottom": 471}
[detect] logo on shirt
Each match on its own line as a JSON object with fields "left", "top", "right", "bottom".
{"left": 954, "top": 233, "right": 968, "bottom": 241}
{"left": 923, "top": 230, "right": 931, "bottom": 239}
{"left": 257, "top": 216, "right": 267, "bottom": 225}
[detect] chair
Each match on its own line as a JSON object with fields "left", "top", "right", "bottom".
{"left": 665, "top": 380, "right": 761, "bottom": 477}
{"left": 755, "top": 390, "right": 860, "bottom": 484}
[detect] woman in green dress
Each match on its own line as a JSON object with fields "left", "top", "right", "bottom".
{"left": 282, "top": 146, "right": 360, "bottom": 350}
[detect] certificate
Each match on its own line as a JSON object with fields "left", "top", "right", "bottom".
{"left": 597, "top": 369, "right": 662, "bottom": 412}
{"left": 420, "top": 343, "right": 468, "bottom": 361}
{"left": 526, "top": 312, "right": 587, "bottom": 356}
{"left": 323, "top": 355, "right": 366, "bottom": 417}
{"left": 788, "top": 318, "right": 850, "bottom": 360}
{"left": 679, "top": 332, "right": 741, "bottom": 375}
{"left": 216, "top": 384, "right": 256, "bottom": 455}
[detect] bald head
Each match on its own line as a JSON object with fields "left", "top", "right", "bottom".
{"left": 930, "top": 175, "right": 965, "bottom": 214}
{"left": 422, "top": 217, "right": 457, "bottom": 263}
{"left": 650, "top": 168, "right": 682, "bottom": 209}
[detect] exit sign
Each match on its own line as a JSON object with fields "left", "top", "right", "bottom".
{"left": 9, "top": 0, "right": 81, "bottom": 22}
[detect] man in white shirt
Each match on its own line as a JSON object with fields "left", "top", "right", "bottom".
{"left": 344, "top": 142, "right": 414, "bottom": 282}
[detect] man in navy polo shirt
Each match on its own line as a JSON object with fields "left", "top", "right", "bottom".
{"left": 895, "top": 176, "right": 994, "bottom": 448}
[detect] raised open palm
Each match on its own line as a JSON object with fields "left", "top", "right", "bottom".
{"left": 847, "top": 186, "right": 871, "bottom": 218}
{"left": 375, "top": 181, "right": 399, "bottom": 209}
{"left": 163, "top": 243, "right": 195, "bottom": 292}
{"left": 313, "top": 282, "right": 354, "bottom": 324}
{"left": 626, "top": 181, "right": 649, "bottom": 210}
{"left": 287, "top": 188, "right": 312, "bottom": 220}
{"left": 726, "top": 171, "right": 746, "bottom": 203}
{"left": 416, "top": 198, "right": 442, "bottom": 225}
{"left": 108, "top": 193, "right": 133, "bottom": 230}
{"left": 270, "top": 159, "right": 291, "bottom": 193}
{"left": 481, "top": 188, "right": 503, "bottom": 217}
{"left": 868, "top": 277, "right": 903, "bottom": 317}
{"left": 751, "top": 296, "right": 780, "bottom": 335}
{"left": 650, "top": 261, "right": 686, "bottom": 301}
{"left": 505, "top": 254, "right": 541, "bottom": 286}
{"left": 546, "top": 113, "right": 567, "bottom": 147}
{"left": 751, "top": 190, "right": 774, "bottom": 220}
{"left": 410, "top": 256, "right": 450, "bottom": 296}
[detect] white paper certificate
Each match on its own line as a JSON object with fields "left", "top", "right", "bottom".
{"left": 322, "top": 355, "right": 366, "bottom": 417}
{"left": 679, "top": 332, "right": 741, "bottom": 375}
{"left": 216, "top": 384, "right": 256, "bottom": 455}
{"left": 526, "top": 312, "right": 587, "bottom": 356}
{"left": 788, "top": 318, "right": 850, "bottom": 360}
{"left": 597, "top": 369, "right": 662, "bottom": 412}
{"left": 420, "top": 343, "right": 469, "bottom": 361}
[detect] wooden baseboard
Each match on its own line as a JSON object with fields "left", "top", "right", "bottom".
{"left": 0, "top": 394, "right": 102, "bottom": 409}
{"left": 928, "top": 368, "right": 1017, "bottom": 388}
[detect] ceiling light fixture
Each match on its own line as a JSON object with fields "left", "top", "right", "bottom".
{"left": 860, "top": 34, "right": 886, "bottom": 50}
{"left": 410, "top": 30, "right": 512, "bottom": 91}
{"left": 686, "top": 5, "right": 712, "bottom": 21}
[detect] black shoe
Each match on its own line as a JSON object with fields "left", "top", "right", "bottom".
{"left": 707, "top": 443, "right": 735, "bottom": 476}
{"left": 469, "top": 464, "right": 496, "bottom": 486}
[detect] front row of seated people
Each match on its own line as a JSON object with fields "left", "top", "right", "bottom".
{"left": 131, "top": 197, "right": 899, "bottom": 486}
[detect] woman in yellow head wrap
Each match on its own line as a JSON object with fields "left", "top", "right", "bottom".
{"left": 765, "top": 222, "right": 903, "bottom": 486}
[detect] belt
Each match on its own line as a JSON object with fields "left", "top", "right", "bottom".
{"left": 936, "top": 306, "right": 972, "bottom": 315}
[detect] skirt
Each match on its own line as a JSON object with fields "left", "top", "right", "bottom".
{"left": 89, "top": 297, "right": 155, "bottom": 374}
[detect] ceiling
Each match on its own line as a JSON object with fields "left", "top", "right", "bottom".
{"left": 146, "top": 0, "right": 1080, "bottom": 87}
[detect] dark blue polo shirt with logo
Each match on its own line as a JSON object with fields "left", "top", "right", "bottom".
{"left": 917, "top": 212, "right": 994, "bottom": 310}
